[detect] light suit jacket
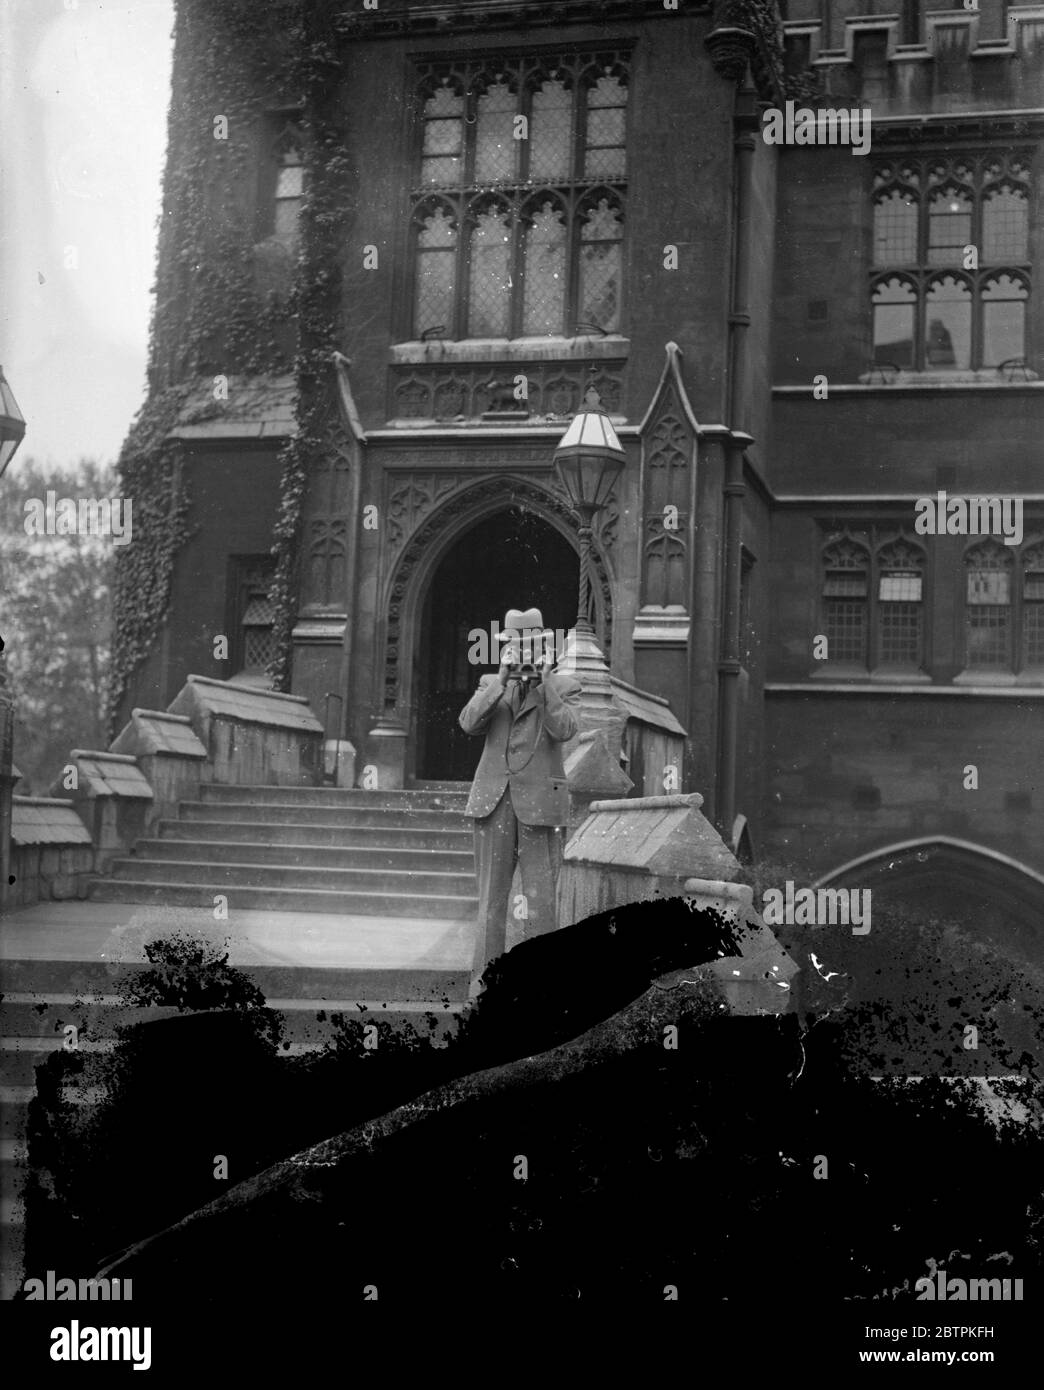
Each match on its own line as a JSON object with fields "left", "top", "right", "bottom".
{"left": 458, "top": 669, "right": 582, "bottom": 826}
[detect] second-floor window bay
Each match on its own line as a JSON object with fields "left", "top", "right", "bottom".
{"left": 409, "top": 50, "right": 630, "bottom": 342}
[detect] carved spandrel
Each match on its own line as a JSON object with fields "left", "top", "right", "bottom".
{"left": 387, "top": 473, "right": 466, "bottom": 550}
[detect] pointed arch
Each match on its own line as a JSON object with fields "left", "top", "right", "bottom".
{"left": 379, "top": 476, "right": 614, "bottom": 720}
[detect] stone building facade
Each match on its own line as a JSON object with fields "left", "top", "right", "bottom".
{"left": 116, "top": 0, "right": 1044, "bottom": 945}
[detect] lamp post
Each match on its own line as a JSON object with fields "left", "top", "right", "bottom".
{"left": 552, "top": 384, "right": 629, "bottom": 757}
{"left": 552, "top": 385, "right": 626, "bottom": 638}
{"left": 0, "top": 364, "right": 26, "bottom": 912}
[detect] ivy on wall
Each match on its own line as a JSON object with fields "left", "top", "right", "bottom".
{"left": 108, "top": 0, "right": 305, "bottom": 732}
{"left": 267, "top": 0, "right": 355, "bottom": 692}
{"left": 112, "top": 0, "right": 789, "bottom": 721}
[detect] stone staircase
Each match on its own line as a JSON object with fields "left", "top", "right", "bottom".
{"left": 86, "top": 783, "right": 478, "bottom": 918}
{"left": 3, "top": 779, "right": 477, "bottom": 1297}
{"left": 0, "top": 949, "right": 468, "bottom": 1300}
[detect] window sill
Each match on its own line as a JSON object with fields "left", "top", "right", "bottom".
{"left": 953, "top": 669, "right": 1017, "bottom": 686}
{"left": 808, "top": 666, "right": 931, "bottom": 682}
{"left": 390, "top": 336, "right": 629, "bottom": 366}
{"left": 857, "top": 368, "right": 1039, "bottom": 386}
{"left": 767, "top": 680, "right": 1044, "bottom": 696}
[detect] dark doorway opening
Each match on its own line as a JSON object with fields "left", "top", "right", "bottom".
{"left": 415, "top": 508, "right": 579, "bottom": 782}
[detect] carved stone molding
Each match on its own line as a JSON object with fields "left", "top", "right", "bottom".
{"left": 706, "top": 0, "right": 785, "bottom": 101}
{"left": 388, "top": 359, "right": 626, "bottom": 423}
{"left": 384, "top": 461, "right": 620, "bottom": 558}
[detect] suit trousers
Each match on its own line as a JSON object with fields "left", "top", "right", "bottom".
{"left": 471, "top": 785, "right": 564, "bottom": 988}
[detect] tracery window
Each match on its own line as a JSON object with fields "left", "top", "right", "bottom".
{"left": 820, "top": 531, "right": 926, "bottom": 672}
{"left": 871, "top": 153, "right": 1030, "bottom": 370}
{"left": 964, "top": 539, "right": 1044, "bottom": 673}
{"left": 265, "top": 118, "right": 305, "bottom": 247}
{"left": 410, "top": 50, "right": 629, "bottom": 340}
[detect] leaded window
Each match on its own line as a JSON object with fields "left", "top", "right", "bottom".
{"left": 965, "top": 542, "right": 1013, "bottom": 669}
{"left": 877, "top": 539, "right": 924, "bottom": 666}
{"left": 230, "top": 556, "right": 277, "bottom": 677}
{"left": 820, "top": 531, "right": 926, "bottom": 672}
{"left": 267, "top": 118, "right": 305, "bottom": 246}
{"left": 410, "top": 51, "right": 629, "bottom": 340}
{"left": 1023, "top": 543, "right": 1044, "bottom": 668}
{"left": 822, "top": 538, "right": 870, "bottom": 667}
{"left": 871, "top": 153, "right": 1031, "bottom": 370}
{"left": 964, "top": 539, "right": 1044, "bottom": 673}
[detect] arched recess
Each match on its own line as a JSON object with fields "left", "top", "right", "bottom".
{"left": 378, "top": 474, "right": 614, "bottom": 739}
{"left": 814, "top": 837, "right": 1044, "bottom": 965}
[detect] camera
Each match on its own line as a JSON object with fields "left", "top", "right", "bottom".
{"left": 502, "top": 628, "right": 555, "bottom": 680}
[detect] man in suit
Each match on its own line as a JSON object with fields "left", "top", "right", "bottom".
{"left": 459, "top": 607, "right": 582, "bottom": 998}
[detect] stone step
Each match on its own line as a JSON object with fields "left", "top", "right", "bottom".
{"left": 104, "top": 857, "right": 477, "bottom": 896}
{"left": 199, "top": 784, "right": 470, "bottom": 810}
{"left": 1, "top": 958, "right": 469, "bottom": 1004}
{"left": 178, "top": 801, "right": 470, "bottom": 829}
{"left": 0, "top": 994, "right": 462, "bottom": 1045}
{"left": 0, "top": 1037, "right": 118, "bottom": 1087}
{"left": 1, "top": 1194, "right": 25, "bottom": 1229}
{"left": 0, "top": 1088, "right": 32, "bottom": 1139}
{"left": 0, "top": 1141, "right": 27, "bottom": 1202}
{"left": 88, "top": 878, "right": 478, "bottom": 919}
{"left": 156, "top": 818, "right": 472, "bottom": 849}
{"left": 134, "top": 839, "right": 474, "bottom": 873}
{"left": 1, "top": 1221, "right": 25, "bottom": 1302}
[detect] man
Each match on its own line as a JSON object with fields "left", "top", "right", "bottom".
{"left": 459, "top": 607, "right": 582, "bottom": 998}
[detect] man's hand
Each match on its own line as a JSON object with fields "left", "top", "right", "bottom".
{"left": 533, "top": 649, "right": 555, "bottom": 684}
{"left": 498, "top": 640, "right": 518, "bottom": 687}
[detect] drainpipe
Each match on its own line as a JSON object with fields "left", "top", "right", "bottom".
{"left": 717, "top": 431, "right": 752, "bottom": 837}
{"left": 716, "top": 76, "right": 760, "bottom": 839}
{"left": 334, "top": 353, "right": 364, "bottom": 747}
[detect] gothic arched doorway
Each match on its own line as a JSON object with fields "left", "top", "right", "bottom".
{"left": 414, "top": 507, "right": 580, "bottom": 781}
